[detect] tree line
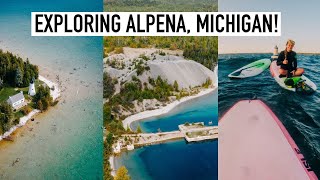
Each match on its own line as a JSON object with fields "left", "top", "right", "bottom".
{"left": 104, "top": 0, "right": 217, "bottom": 12}
{"left": 0, "top": 49, "right": 39, "bottom": 88}
{"left": 0, "top": 102, "right": 15, "bottom": 134}
{"left": 103, "top": 36, "right": 217, "bottom": 70}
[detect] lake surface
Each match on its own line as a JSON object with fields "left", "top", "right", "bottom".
{"left": 219, "top": 53, "right": 320, "bottom": 176}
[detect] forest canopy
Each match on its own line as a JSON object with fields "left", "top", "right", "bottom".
{"left": 0, "top": 50, "right": 39, "bottom": 88}
{"left": 104, "top": 36, "right": 218, "bottom": 70}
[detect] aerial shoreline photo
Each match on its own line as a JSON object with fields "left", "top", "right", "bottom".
{"left": 103, "top": 2, "right": 218, "bottom": 179}
{"left": 2, "top": 0, "right": 319, "bottom": 179}
{"left": 104, "top": 39, "right": 218, "bottom": 180}
{"left": 0, "top": 50, "right": 60, "bottom": 142}
{"left": 0, "top": 0, "right": 103, "bottom": 179}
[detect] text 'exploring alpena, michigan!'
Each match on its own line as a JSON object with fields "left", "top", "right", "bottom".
{"left": 31, "top": 12, "right": 281, "bottom": 36}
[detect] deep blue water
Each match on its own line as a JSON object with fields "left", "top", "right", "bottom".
{"left": 116, "top": 140, "right": 218, "bottom": 180}
{"left": 219, "top": 53, "right": 320, "bottom": 176}
{"left": 117, "top": 90, "right": 218, "bottom": 180}
{"left": 0, "top": 0, "right": 103, "bottom": 179}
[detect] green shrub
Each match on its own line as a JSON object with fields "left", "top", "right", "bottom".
{"left": 21, "top": 106, "right": 32, "bottom": 115}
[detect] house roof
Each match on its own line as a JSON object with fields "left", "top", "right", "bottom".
{"left": 8, "top": 91, "right": 25, "bottom": 104}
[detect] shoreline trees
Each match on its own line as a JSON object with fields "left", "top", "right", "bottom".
{"left": 0, "top": 50, "right": 39, "bottom": 88}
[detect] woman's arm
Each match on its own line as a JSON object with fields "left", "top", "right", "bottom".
{"left": 277, "top": 51, "right": 284, "bottom": 65}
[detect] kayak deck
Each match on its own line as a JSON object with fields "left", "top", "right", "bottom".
{"left": 270, "top": 61, "right": 317, "bottom": 92}
{"left": 270, "top": 61, "right": 296, "bottom": 91}
{"left": 219, "top": 100, "right": 318, "bottom": 180}
{"left": 228, "top": 59, "right": 271, "bottom": 79}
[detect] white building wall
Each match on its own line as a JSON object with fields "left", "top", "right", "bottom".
{"left": 13, "top": 99, "right": 24, "bottom": 107}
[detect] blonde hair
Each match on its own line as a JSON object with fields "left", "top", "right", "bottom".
{"left": 284, "top": 39, "right": 295, "bottom": 59}
{"left": 286, "top": 39, "right": 295, "bottom": 46}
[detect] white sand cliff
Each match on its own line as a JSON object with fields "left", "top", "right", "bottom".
{"left": 104, "top": 47, "right": 216, "bottom": 92}
{"left": 148, "top": 59, "right": 215, "bottom": 89}
{"left": 104, "top": 47, "right": 218, "bottom": 129}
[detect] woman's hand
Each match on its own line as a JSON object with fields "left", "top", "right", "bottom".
{"left": 283, "top": 59, "right": 288, "bottom": 64}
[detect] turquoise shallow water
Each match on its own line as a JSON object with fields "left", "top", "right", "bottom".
{"left": 117, "top": 90, "right": 218, "bottom": 180}
{"left": 0, "top": 0, "right": 103, "bottom": 179}
{"left": 132, "top": 90, "right": 218, "bottom": 133}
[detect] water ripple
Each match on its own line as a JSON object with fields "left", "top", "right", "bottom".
{"left": 219, "top": 53, "right": 320, "bottom": 176}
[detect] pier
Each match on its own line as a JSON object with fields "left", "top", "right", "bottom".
{"left": 112, "top": 122, "right": 218, "bottom": 153}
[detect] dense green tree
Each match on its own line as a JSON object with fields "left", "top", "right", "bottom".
{"left": 107, "top": 120, "right": 125, "bottom": 135}
{"left": 106, "top": 133, "right": 114, "bottom": 145}
{"left": 42, "top": 99, "right": 50, "bottom": 111}
{"left": 136, "top": 125, "right": 142, "bottom": 133}
{"left": 0, "top": 102, "right": 14, "bottom": 133}
{"left": 15, "top": 68, "right": 23, "bottom": 87}
{"left": 202, "top": 78, "right": 212, "bottom": 88}
{"left": 104, "top": 72, "right": 116, "bottom": 99}
{"left": 0, "top": 102, "right": 13, "bottom": 124}
{"left": 33, "top": 85, "right": 52, "bottom": 111}
{"left": 173, "top": 80, "right": 179, "bottom": 92}
{"left": 23, "top": 71, "right": 31, "bottom": 87}
{"left": 0, "top": 50, "right": 38, "bottom": 87}
{"left": 114, "top": 166, "right": 130, "bottom": 180}
{"left": 37, "top": 100, "right": 43, "bottom": 111}
{"left": 104, "top": 105, "right": 113, "bottom": 125}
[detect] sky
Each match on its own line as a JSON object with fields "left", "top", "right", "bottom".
{"left": 219, "top": 0, "right": 320, "bottom": 53}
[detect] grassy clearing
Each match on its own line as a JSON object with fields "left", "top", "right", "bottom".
{"left": 0, "top": 86, "right": 19, "bottom": 102}
{"left": 0, "top": 79, "right": 45, "bottom": 103}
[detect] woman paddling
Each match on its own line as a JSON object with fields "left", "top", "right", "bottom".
{"left": 277, "top": 39, "right": 304, "bottom": 78}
